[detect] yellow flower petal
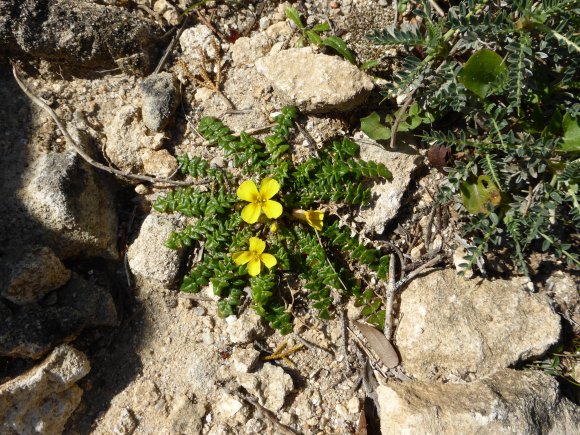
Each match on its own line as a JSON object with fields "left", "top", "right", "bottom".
{"left": 237, "top": 180, "right": 259, "bottom": 202}
{"left": 262, "top": 200, "right": 283, "bottom": 219}
{"left": 232, "top": 251, "right": 253, "bottom": 265}
{"left": 259, "top": 178, "right": 280, "bottom": 200}
{"left": 249, "top": 237, "right": 265, "bottom": 254}
{"left": 260, "top": 253, "right": 277, "bottom": 269}
{"left": 305, "top": 210, "right": 324, "bottom": 231}
{"left": 241, "top": 202, "right": 261, "bottom": 224}
{"left": 247, "top": 258, "right": 262, "bottom": 276}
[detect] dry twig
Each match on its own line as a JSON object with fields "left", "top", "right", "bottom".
{"left": 178, "top": 38, "right": 235, "bottom": 109}
{"left": 384, "top": 254, "right": 443, "bottom": 339}
{"left": 12, "top": 65, "right": 198, "bottom": 186}
{"left": 155, "top": 13, "right": 191, "bottom": 74}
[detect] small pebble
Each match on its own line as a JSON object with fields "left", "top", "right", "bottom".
{"left": 259, "top": 17, "right": 271, "bottom": 30}
{"left": 347, "top": 397, "right": 360, "bottom": 414}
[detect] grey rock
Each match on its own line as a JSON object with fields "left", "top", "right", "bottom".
{"left": 0, "top": 305, "right": 85, "bottom": 359}
{"left": 56, "top": 273, "right": 118, "bottom": 328}
{"left": 355, "top": 136, "right": 423, "bottom": 234}
{"left": 397, "top": 269, "right": 562, "bottom": 381}
{"left": 140, "top": 72, "right": 180, "bottom": 132}
{"left": 0, "top": 274, "right": 117, "bottom": 359}
{"left": 21, "top": 151, "right": 118, "bottom": 259}
{"left": 255, "top": 47, "right": 374, "bottom": 113}
{"left": 0, "top": 0, "right": 160, "bottom": 74}
{"left": 1, "top": 246, "right": 71, "bottom": 305}
{"left": 127, "top": 213, "right": 186, "bottom": 286}
{"left": 377, "top": 369, "right": 580, "bottom": 434}
{"left": 0, "top": 345, "right": 90, "bottom": 434}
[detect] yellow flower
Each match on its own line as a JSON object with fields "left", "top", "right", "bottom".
{"left": 232, "top": 237, "right": 277, "bottom": 276}
{"left": 237, "top": 178, "right": 283, "bottom": 224}
{"left": 292, "top": 209, "right": 324, "bottom": 231}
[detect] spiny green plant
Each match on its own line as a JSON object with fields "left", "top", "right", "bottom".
{"left": 367, "top": 0, "right": 579, "bottom": 275}
{"left": 154, "top": 107, "right": 392, "bottom": 333}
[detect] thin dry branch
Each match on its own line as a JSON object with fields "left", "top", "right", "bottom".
{"left": 12, "top": 66, "right": 198, "bottom": 186}
{"left": 384, "top": 254, "right": 443, "bottom": 340}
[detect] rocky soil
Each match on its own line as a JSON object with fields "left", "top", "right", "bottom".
{"left": 0, "top": 1, "right": 578, "bottom": 434}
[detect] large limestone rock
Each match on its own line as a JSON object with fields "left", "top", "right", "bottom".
{"left": 355, "top": 136, "right": 423, "bottom": 234}
{"left": 0, "top": 345, "right": 90, "bottom": 434}
{"left": 21, "top": 151, "right": 118, "bottom": 259}
{"left": 0, "top": 0, "right": 160, "bottom": 74}
{"left": 255, "top": 47, "right": 374, "bottom": 113}
{"left": 377, "top": 369, "right": 580, "bottom": 434}
{"left": 396, "top": 269, "right": 562, "bottom": 381}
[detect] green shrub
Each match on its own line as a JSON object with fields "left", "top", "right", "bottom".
{"left": 367, "top": 0, "right": 579, "bottom": 275}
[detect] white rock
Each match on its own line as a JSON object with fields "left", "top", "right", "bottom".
{"left": 140, "top": 149, "right": 178, "bottom": 178}
{"left": 255, "top": 47, "right": 374, "bottom": 113}
{"left": 103, "top": 105, "right": 170, "bottom": 174}
{"left": 230, "top": 34, "right": 272, "bottom": 67}
{"left": 0, "top": 345, "right": 90, "bottom": 434}
{"left": 377, "top": 369, "right": 580, "bottom": 434}
{"left": 216, "top": 393, "right": 243, "bottom": 418}
{"left": 232, "top": 347, "right": 261, "bottom": 373}
{"left": 397, "top": 269, "right": 562, "bottom": 381}
{"left": 225, "top": 311, "right": 265, "bottom": 344}
{"left": 347, "top": 396, "right": 360, "bottom": 414}
{"left": 128, "top": 213, "right": 186, "bottom": 286}
{"left": 259, "top": 17, "right": 271, "bottom": 30}
{"left": 259, "top": 363, "right": 294, "bottom": 412}
{"left": 179, "top": 25, "right": 219, "bottom": 62}
{"left": 355, "top": 137, "right": 423, "bottom": 234}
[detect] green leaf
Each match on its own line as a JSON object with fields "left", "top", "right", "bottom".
{"left": 458, "top": 49, "right": 507, "bottom": 99}
{"left": 312, "top": 22, "right": 331, "bottom": 32}
{"left": 360, "top": 112, "right": 392, "bottom": 141}
{"left": 360, "top": 59, "right": 380, "bottom": 70}
{"left": 460, "top": 175, "right": 502, "bottom": 215}
{"left": 321, "top": 36, "right": 356, "bottom": 64}
{"left": 561, "top": 113, "right": 580, "bottom": 152}
{"left": 285, "top": 7, "right": 305, "bottom": 29}
{"left": 306, "top": 30, "right": 323, "bottom": 45}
